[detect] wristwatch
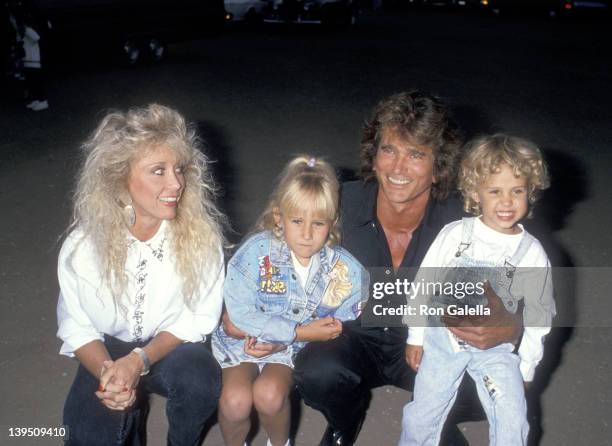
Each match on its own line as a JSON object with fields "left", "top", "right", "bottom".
{"left": 132, "top": 347, "right": 151, "bottom": 376}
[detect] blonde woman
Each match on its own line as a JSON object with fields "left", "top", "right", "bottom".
{"left": 57, "top": 104, "right": 225, "bottom": 445}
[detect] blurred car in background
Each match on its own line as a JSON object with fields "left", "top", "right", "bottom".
{"left": 420, "top": 0, "right": 472, "bottom": 7}
{"left": 224, "top": 0, "right": 270, "bottom": 22}
{"left": 263, "top": 0, "right": 357, "bottom": 25}
{"left": 31, "top": 0, "right": 226, "bottom": 64}
{"left": 486, "top": 0, "right": 609, "bottom": 17}
{"left": 407, "top": 0, "right": 486, "bottom": 8}
{"left": 411, "top": 0, "right": 609, "bottom": 16}
{"left": 549, "top": 0, "right": 609, "bottom": 17}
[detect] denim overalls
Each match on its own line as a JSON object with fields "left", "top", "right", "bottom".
{"left": 400, "top": 217, "right": 534, "bottom": 446}
{"left": 429, "top": 216, "right": 533, "bottom": 328}
{"left": 212, "top": 231, "right": 369, "bottom": 369}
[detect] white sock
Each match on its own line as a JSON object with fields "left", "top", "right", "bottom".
{"left": 266, "top": 439, "right": 290, "bottom": 446}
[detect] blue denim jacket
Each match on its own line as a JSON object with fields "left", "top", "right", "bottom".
{"left": 212, "top": 230, "right": 369, "bottom": 368}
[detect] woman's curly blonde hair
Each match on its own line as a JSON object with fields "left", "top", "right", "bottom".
{"left": 67, "top": 104, "right": 226, "bottom": 311}
{"left": 459, "top": 134, "right": 550, "bottom": 217}
{"left": 256, "top": 155, "right": 341, "bottom": 246}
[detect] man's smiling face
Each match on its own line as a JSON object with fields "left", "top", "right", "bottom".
{"left": 373, "top": 127, "right": 436, "bottom": 208}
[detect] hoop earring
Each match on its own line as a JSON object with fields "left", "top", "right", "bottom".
{"left": 273, "top": 223, "right": 283, "bottom": 238}
{"left": 123, "top": 201, "right": 136, "bottom": 227}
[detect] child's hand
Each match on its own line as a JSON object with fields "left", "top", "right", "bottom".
{"left": 243, "top": 335, "right": 286, "bottom": 358}
{"left": 405, "top": 344, "right": 424, "bottom": 372}
{"left": 222, "top": 310, "right": 247, "bottom": 340}
{"left": 296, "top": 316, "right": 343, "bottom": 342}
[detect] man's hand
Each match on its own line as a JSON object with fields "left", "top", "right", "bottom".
{"left": 295, "top": 316, "right": 343, "bottom": 342}
{"left": 222, "top": 310, "right": 247, "bottom": 340}
{"left": 405, "top": 344, "right": 423, "bottom": 372}
{"left": 442, "top": 282, "right": 523, "bottom": 350}
{"left": 243, "top": 336, "right": 287, "bottom": 358}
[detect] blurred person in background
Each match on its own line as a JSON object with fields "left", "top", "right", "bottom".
{"left": 7, "top": 0, "right": 49, "bottom": 110}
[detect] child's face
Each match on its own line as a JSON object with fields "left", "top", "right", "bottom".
{"left": 471, "top": 164, "right": 529, "bottom": 235}
{"left": 275, "top": 204, "right": 331, "bottom": 266}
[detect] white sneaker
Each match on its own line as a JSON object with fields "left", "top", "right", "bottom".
{"left": 30, "top": 100, "right": 49, "bottom": 111}
{"left": 26, "top": 100, "right": 40, "bottom": 109}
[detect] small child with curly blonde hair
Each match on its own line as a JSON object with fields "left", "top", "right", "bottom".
{"left": 400, "top": 134, "right": 556, "bottom": 446}
{"left": 212, "top": 155, "right": 368, "bottom": 446}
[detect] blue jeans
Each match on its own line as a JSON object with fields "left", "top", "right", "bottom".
{"left": 64, "top": 335, "right": 221, "bottom": 446}
{"left": 399, "top": 327, "right": 528, "bottom": 446}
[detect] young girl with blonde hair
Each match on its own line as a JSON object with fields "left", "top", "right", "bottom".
{"left": 212, "top": 155, "right": 368, "bottom": 446}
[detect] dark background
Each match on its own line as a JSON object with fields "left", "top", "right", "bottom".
{"left": 1, "top": 6, "right": 611, "bottom": 445}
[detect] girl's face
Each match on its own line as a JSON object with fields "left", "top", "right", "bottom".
{"left": 275, "top": 202, "right": 331, "bottom": 266}
{"left": 127, "top": 145, "right": 185, "bottom": 238}
{"left": 471, "top": 163, "right": 529, "bottom": 235}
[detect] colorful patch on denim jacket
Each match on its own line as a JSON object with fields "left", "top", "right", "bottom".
{"left": 322, "top": 260, "right": 353, "bottom": 308}
{"left": 258, "top": 255, "right": 287, "bottom": 295}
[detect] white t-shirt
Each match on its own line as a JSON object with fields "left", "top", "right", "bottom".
{"left": 407, "top": 217, "right": 555, "bottom": 381}
{"left": 57, "top": 220, "right": 224, "bottom": 357}
{"left": 291, "top": 251, "right": 312, "bottom": 288}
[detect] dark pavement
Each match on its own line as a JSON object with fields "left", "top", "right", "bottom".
{"left": 1, "top": 8, "right": 611, "bottom": 445}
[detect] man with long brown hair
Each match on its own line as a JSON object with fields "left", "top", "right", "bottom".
{"left": 294, "top": 90, "right": 522, "bottom": 446}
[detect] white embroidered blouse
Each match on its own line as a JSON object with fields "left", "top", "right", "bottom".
{"left": 57, "top": 220, "right": 224, "bottom": 357}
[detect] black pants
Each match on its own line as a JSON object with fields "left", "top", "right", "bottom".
{"left": 24, "top": 67, "right": 45, "bottom": 101}
{"left": 294, "top": 320, "right": 485, "bottom": 433}
{"left": 63, "top": 335, "right": 221, "bottom": 446}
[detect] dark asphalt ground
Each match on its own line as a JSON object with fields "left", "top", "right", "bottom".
{"left": 1, "top": 8, "right": 611, "bottom": 446}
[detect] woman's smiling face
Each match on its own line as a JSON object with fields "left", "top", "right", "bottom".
{"left": 127, "top": 145, "right": 185, "bottom": 234}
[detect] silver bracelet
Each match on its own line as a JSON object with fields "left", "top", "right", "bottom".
{"left": 132, "top": 347, "right": 151, "bottom": 376}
